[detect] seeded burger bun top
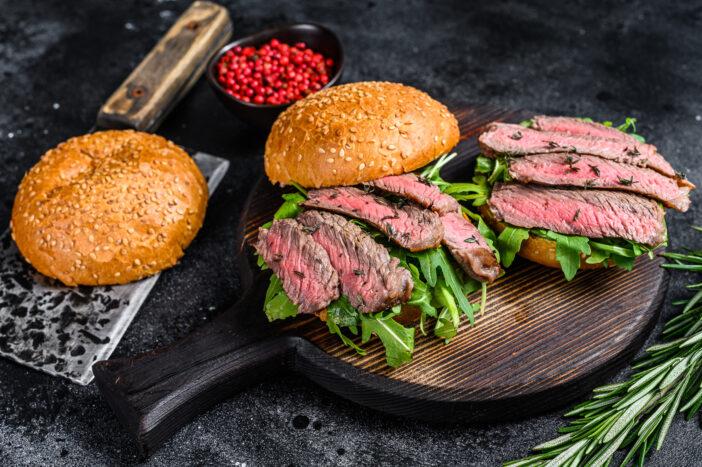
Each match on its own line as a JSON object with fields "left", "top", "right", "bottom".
{"left": 264, "top": 81, "right": 460, "bottom": 188}
{"left": 11, "top": 130, "right": 208, "bottom": 286}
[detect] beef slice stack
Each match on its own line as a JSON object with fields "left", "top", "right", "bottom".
{"left": 257, "top": 175, "right": 502, "bottom": 315}
{"left": 478, "top": 116, "right": 694, "bottom": 246}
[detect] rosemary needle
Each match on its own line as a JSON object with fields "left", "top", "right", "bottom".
{"left": 506, "top": 226, "right": 702, "bottom": 467}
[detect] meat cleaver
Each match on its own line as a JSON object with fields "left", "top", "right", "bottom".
{"left": 0, "top": 1, "right": 232, "bottom": 385}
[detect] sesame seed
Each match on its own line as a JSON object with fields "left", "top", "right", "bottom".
{"left": 359, "top": 163, "right": 365, "bottom": 170}
{"left": 387, "top": 144, "right": 396, "bottom": 150}
{"left": 327, "top": 158, "right": 334, "bottom": 163}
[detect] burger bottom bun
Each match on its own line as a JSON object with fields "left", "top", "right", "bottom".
{"left": 478, "top": 204, "right": 606, "bottom": 270}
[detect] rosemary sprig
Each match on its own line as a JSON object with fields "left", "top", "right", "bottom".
{"left": 506, "top": 226, "right": 702, "bottom": 467}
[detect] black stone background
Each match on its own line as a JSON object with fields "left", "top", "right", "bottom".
{"left": 1, "top": 0, "right": 702, "bottom": 465}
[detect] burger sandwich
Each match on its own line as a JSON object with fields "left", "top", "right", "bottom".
{"left": 466, "top": 115, "right": 694, "bottom": 280}
{"left": 255, "top": 81, "right": 501, "bottom": 366}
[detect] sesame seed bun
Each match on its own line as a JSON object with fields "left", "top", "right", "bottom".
{"left": 477, "top": 205, "right": 605, "bottom": 270}
{"left": 264, "top": 81, "right": 460, "bottom": 188}
{"left": 10, "top": 130, "right": 208, "bottom": 286}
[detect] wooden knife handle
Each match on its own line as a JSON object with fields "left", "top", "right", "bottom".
{"left": 92, "top": 279, "right": 299, "bottom": 457}
{"left": 96, "top": 1, "right": 232, "bottom": 132}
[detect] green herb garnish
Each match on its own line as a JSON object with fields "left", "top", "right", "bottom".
{"left": 618, "top": 175, "right": 638, "bottom": 186}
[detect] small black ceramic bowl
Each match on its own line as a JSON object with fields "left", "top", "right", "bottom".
{"left": 207, "top": 23, "right": 345, "bottom": 129}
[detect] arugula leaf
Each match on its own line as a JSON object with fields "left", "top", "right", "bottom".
{"left": 414, "top": 247, "right": 475, "bottom": 324}
{"left": 462, "top": 207, "right": 501, "bottom": 264}
{"left": 610, "top": 253, "right": 635, "bottom": 271}
{"left": 256, "top": 252, "right": 269, "bottom": 270}
{"left": 487, "top": 158, "right": 509, "bottom": 184}
{"left": 520, "top": 119, "right": 533, "bottom": 127}
{"left": 360, "top": 312, "right": 415, "bottom": 367}
{"left": 288, "top": 180, "right": 308, "bottom": 196}
{"left": 434, "top": 307, "right": 459, "bottom": 344}
{"left": 585, "top": 246, "right": 611, "bottom": 265}
{"left": 263, "top": 275, "right": 299, "bottom": 321}
{"left": 419, "top": 152, "right": 458, "bottom": 187}
{"left": 444, "top": 176, "right": 491, "bottom": 206}
{"left": 327, "top": 295, "right": 361, "bottom": 327}
{"left": 415, "top": 247, "right": 438, "bottom": 287}
{"left": 434, "top": 276, "right": 460, "bottom": 327}
{"left": 496, "top": 225, "right": 530, "bottom": 267}
{"left": 327, "top": 318, "right": 366, "bottom": 355}
{"left": 616, "top": 117, "right": 636, "bottom": 133}
{"left": 274, "top": 192, "right": 306, "bottom": 220}
{"left": 404, "top": 263, "right": 437, "bottom": 317}
{"left": 545, "top": 232, "right": 591, "bottom": 281}
{"left": 475, "top": 155, "right": 495, "bottom": 174}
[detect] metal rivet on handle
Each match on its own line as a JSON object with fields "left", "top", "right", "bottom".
{"left": 131, "top": 86, "right": 146, "bottom": 98}
{"left": 186, "top": 21, "right": 200, "bottom": 31}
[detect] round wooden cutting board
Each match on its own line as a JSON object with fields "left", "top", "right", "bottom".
{"left": 240, "top": 103, "right": 667, "bottom": 421}
{"left": 93, "top": 104, "right": 668, "bottom": 456}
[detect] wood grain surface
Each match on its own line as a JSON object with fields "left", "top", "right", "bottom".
{"left": 93, "top": 103, "right": 667, "bottom": 456}
{"left": 96, "top": 1, "right": 232, "bottom": 131}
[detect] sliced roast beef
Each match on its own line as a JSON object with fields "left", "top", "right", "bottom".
{"left": 440, "top": 211, "right": 501, "bottom": 283}
{"left": 301, "top": 186, "right": 443, "bottom": 251}
{"left": 509, "top": 153, "right": 691, "bottom": 212}
{"left": 531, "top": 116, "right": 640, "bottom": 144}
{"left": 488, "top": 183, "right": 666, "bottom": 246}
{"left": 365, "top": 173, "right": 461, "bottom": 215}
{"left": 479, "top": 122, "right": 675, "bottom": 179}
{"left": 255, "top": 219, "right": 339, "bottom": 314}
{"left": 297, "top": 210, "right": 413, "bottom": 313}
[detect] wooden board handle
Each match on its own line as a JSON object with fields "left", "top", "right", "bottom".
{"left": 92, "top": 279, "right": 298, "bottom": 457}
{"left": 96, "top": 1, "right": 232, "bottom": 132}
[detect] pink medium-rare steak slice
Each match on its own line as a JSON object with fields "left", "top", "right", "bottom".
{"left": 531, "top": 115, "right": 640, "bottom": 144}
{"left": 508, "top": 153, "right": 692, "bottom": 212}
{"left": 301, "top": 186, "right": 444, "bottom": 251}
{"left": 479, "top": 122, "right": 675, "bottom": 179}
{"left": 488, "top": 183, "right": 666, "bottom": 246}
{"left": 365, "top": 173, "right": 461, "bottom": 215}
{"left": 296, "top": 210, "right": 413, "bottom": 313}
{"left": 255, "top": 218, "right": 340, "bottom": 314}
{"left": 440, "top": 211, "right": 501, "bottom": 283}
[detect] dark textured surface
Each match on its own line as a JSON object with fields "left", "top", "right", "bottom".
{"left": 0, "top": 0, "right": 701, "bottom": 465}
